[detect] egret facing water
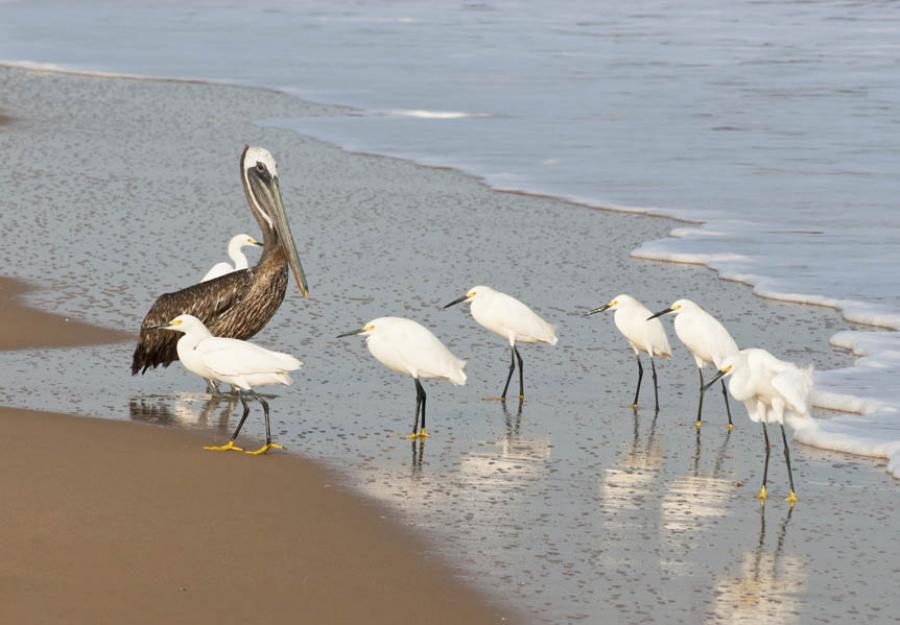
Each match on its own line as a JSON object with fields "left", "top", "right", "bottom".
{"left": 706, "top": 348, "right": 813, "bottom": 505}
{"left": 338, "top": 317, "right": 466, "bottom": 439}
{"left": 444, "top": 285, "right": 556, "bottom": 402}
{"left": 201, "top": 233, "right": 263, "bottom": 282}
{"left": 156, "top": 314, "right": 301, "bottom": 455}
{"left": 649, "top": 299, "right": 739, "bottom": 429}
{"left": 586, "top": 294, "right": 671, "bottom": 411}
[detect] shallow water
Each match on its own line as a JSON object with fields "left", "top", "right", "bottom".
{"left": 0, "top": 0, "right": 897, "bottom": 475}
{"left": 0, "top": 68, "right": 897, "bottom": 624}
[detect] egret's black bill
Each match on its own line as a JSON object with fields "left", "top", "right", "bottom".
{"left": 443, "top": 295, "right": 468, "bottom": 309}
{"left": 252, "top": 240, "right": 264, "bottom": 247}
{"left": 147, "top": 323, "right": 172, "bottom": 331}
{"left": 647, "top": 307, "right": 674, "bottom": 321}
{"left": 585, "top": 304, "right": 611, "bottom": 316}
{"left": 337, "top": 328, "right": 364, "bottom": 338}
{"left": 703, "top": 369, "right": 728, "bottom": 392}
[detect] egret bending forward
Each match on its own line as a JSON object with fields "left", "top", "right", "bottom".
{"left": 201, "top": 233, "right": 263, "bottom": 282}
{"left": 649, "top": 299, "right": 739, "bottom": 429}
{"left": 338, "top": 317, "right": 466, "bottom": 439}
{"left": 444, "top": 286, "right": 556, "bottom": 402}
{"left": 706, "top": 348, "right": 813, "bottom": 505}
{"left": 586, "top": 294, "right": 671, "bottom": 411}
{"left": 156, "top": 314, "right": 301, "bottom": 455}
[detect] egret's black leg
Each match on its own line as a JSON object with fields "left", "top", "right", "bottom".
{"left": 203, "top": 390, "right": 249, "bottom": 451}
{"left": 250, "top": 390, "right": 271, "bottom": 444}
{"left": 632, "top": 355, "right": 644, "bottom": 409}
{"left": 500, "top": 346, "right": 516, "bottom": 401}
{"left": 230, "top": 391, "right": 252, "bottom": 440}
{"left": 514, "top": 346, "right": 525, "bottom": 401}
{"left": 781, "top": 425, "right": 797, "bottom": 504}
{"left": 417, "top": 378, "right": 428, "bottom": 435}
{"left": 760, "top": 423, "right": 771, "bottom": 502}
{"left": 722, "top": 380, "right": 734, "bottom": 430}
{"left": 650, "top": 357, "right": 660, "bottom": 412}
{"left": 411, "top": 379, "right": 422, "bottom": 436}
{"left": 696, "top": 368, "right": 705, "bottom": 428}
{"left": 241, "top": 390, "right": 282, "bottom": 455}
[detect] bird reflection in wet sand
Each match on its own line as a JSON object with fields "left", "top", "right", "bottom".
{"left": 600, "top": 410, "right": 665, "bottom": 516}
{"left": 410, "top": 438, "right": 426, "bottom": 478}
{"left": 706, "top": 508, "right": 803, "bottom": 625}
{"left": 129, "top": 393, "right": 238, "bottom": 431}
{"left": 662, "top": 430, "right": 733, "bottom": 534}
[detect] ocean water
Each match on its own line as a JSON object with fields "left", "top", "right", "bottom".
{"left": 0, "top": 4, "right": 897, "bottom": 454}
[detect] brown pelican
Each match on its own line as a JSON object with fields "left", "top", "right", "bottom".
{"left": 131, "top": 146, "right": 308, "bottom": 384}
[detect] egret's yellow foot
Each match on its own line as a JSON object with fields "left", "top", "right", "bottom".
{"left": 786, "top": 490, "right": 798, "bottom": 506}
{"left": 727, "top": 423, "right": 734, "bottom": 431}
{"left": 695, "top": 420, "right": 702, "bottom": 429}
{"left": 203, "top": 440, "right": 243, "bottom": 452}
{"left": 758, "top": 485, "right": 768, "bottom": 502}
{"left": 630, "top": 403, "right": 639, "bottom": 409}
{"left": 405, "top": 433, "right": 420, "bottom": 440}
{"left": 519, "top": 394, "right": 525, "bottom": 401}
{"left": 243, "top": 442, "right": 284, "bottom": 456}
{"left": 417, "top": 429, "right": 430, "bottom": 439}
{"left": 483, "top": 396, "right": 507, "bottom": 402}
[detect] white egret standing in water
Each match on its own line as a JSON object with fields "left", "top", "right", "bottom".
{"left": 155, "top": 314, "right": 301, "bottom": 455}
{"left": 586, "top": 294, "right": 671, "bottom": 411}
{"left": 338, "top": 317, "right": 466, "bottom": 439}
{"left": 444, "top": 285, "right": 557, "bottom": 402}
{"left": 648, "top": 299, "right": 739, "bottom": 429}
{"left": 201, "top": 233, "right": 263, "bottom": 282}
{"left": 705, "top": 348, "right": 813, "bottom": 505}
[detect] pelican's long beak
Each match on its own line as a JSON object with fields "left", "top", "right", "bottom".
{"left": 703, "top": 366, "right": 732, "bottom": 392}
{"left": 647, "top": 307, "right": 674, "bottom": 320}
{"left": 268, "top": 176, "right": 309, "bottom": 298}
{"left": 243, "top": 149, "right": 309, "bottom": 299}
{"left": 443, "top": 294, "right": 469, "bottom": 309}
{"left": 585, "top": 303, "right": 611, "bottom": 316}
{"left": 337, "top": 328, "right": 364, "bottom": 338}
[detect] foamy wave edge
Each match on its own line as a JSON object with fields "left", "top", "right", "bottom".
{"left": 633, "top": 233, "right": 900, "bottom": 479}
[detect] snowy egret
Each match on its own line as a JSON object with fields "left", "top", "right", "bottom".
{"left": 155, "top": 314, "right": 301, "bottom": 455}
{"left": 201, "top": 233, "right": 263, "bottom": 282}
{"left": 585, "top": 294, "right": 671, "bottom": 411}
{"left": 705, "top": 348, "right": 813, "bottom": 504}
{"left": 337, "top": 317, "right": 466, "bottom": 439}
{"left": 443, "top": 285, "right": 556, "bottom": 402}
{"left": 648, "top": 299, "right": 739, "bottom": 430}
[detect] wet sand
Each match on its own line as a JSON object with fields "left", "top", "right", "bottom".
{"left": 0, "top": 64, "right": 897, "bottom": 624}
{"left": 0, "top": 408, "right": 509, "bottom": 625}
{"left": 0, "top": 277, "right": 130, "bottom": 349}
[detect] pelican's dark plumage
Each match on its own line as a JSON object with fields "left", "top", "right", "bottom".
{"left": 131, "top": 146, "right": 308, "bottom": 376}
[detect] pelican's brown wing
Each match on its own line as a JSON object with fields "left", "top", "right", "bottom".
{"left": 131, "top": 270, "right": 252, "bottom": 374}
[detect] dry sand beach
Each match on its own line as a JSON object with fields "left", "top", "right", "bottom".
{"left": 0, "top": 65, "right": 898, "bottom": 624}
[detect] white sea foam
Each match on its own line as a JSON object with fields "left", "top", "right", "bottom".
{"left": 384, "top": 109, "right": 490, "bottom": 120}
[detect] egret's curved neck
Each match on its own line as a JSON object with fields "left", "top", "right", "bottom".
{"left": 176, "top": 325, "right": 213, "bottom": 350}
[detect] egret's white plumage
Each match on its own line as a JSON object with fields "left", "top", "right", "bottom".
{"left": 161, "top": 314, "right": 300, "bottom": 454}
{"left": 445, "top": 285, "right": 556, "bottom": 401}
{"left": 711, "top": 348, "right": 813, "bottom": 503}
{"left": 339, "top": 316, "right": 466, "bottom": 438}
{"left": 201, "top": 233, "right": 263, "bottom": 282}
{"left": 586, "top": 294, "right": 671, "bottom": 411}
{"left": 649, "top": 298, "right": 738, "bottom": 429}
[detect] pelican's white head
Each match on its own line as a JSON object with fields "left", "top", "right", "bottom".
{"left": 242, "top": 146, "right": 279, "bottom": 178}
